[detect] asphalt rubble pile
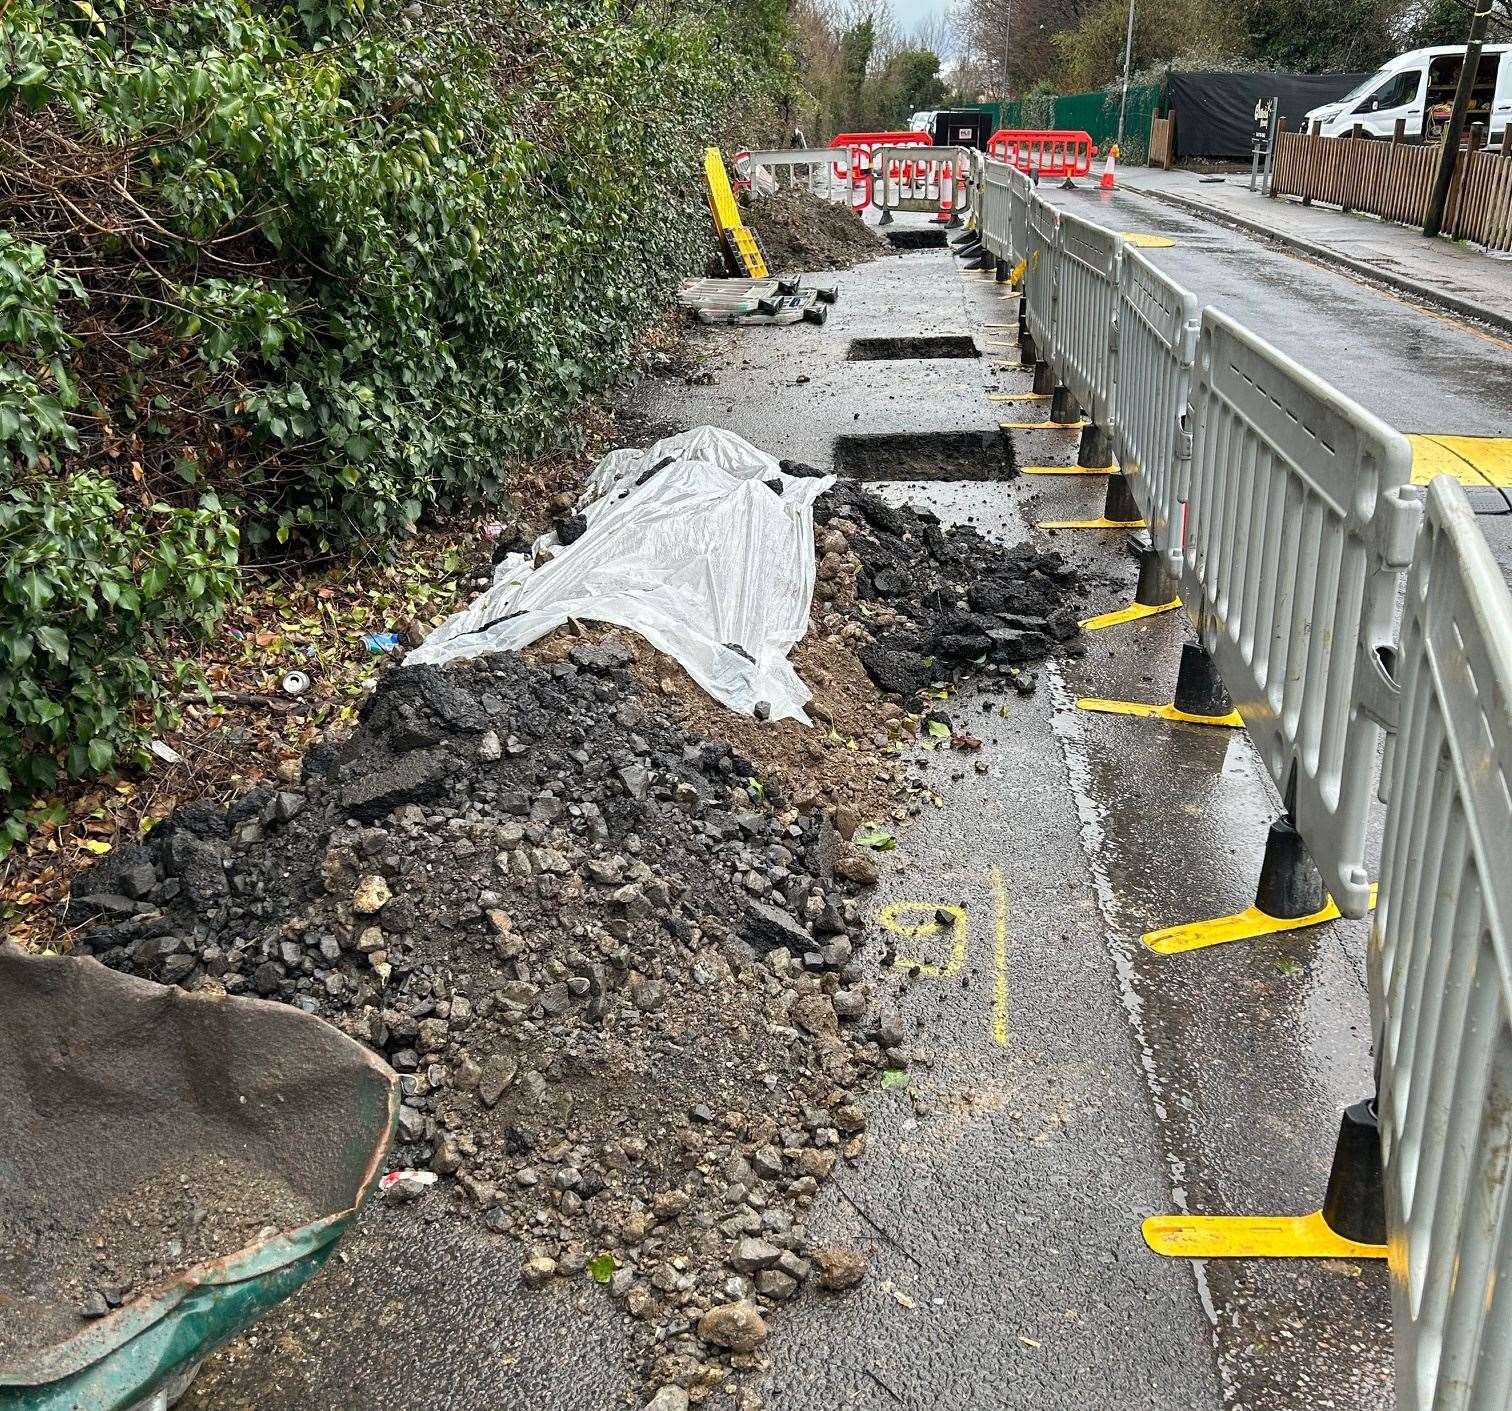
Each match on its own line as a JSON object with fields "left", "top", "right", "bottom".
{"left": 63, "top": 472, "right": 1082, "bottom": 1405}
{"left": 742, "top": 186, "right": 885, "bottom": 273}
{"left": 800, "top": 473, "right": 1085, "bottom": 704}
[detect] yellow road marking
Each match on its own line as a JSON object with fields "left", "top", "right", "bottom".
{"left": 1409, "top": 434, "right": 1512, "bottom": 487}
{"left": 1144, "top": 1209, "right": 1386, "bottom": 1260}
{"left": 990, "top": 865, "right": 1008, "bottom": 1046}
{"left": 881, "top": 902, "right": 967, "bottom": 978}
{"left": 877, "top": 872, "right": 1009, "bottom": 1046}
{"left": 1120, "top": 232, "right": 1176, "bottom": 248}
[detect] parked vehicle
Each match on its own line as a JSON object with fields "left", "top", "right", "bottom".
{"left": 1303, "top": 44, "right": 1511, "bottom": 141}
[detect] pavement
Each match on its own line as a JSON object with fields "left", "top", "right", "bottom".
{"left": 177, "top": 196, "right": 1510, "bottom": 1410}
{"left": 1117, "top": 165, "right": 1512, "bottom": 334}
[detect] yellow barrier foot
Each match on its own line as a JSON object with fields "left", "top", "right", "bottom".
{"left": 1020, "top": 463, "right": 1112, "bottom": 476}
{"left": 1079, "top": 597, "right": 1180, "bottom": 629}
{"left": 1142, "top": 1210, "right": 1387, "bottom": 1260}
{"left": 1037, "top": 516, "right": 1146, "bottom": 530}
{"left": 1076, "top": 697, "right": 1244, "bottom": 728}
{"left": 1143, "top": 899, "right": 1341, "bottom": 954}
{"left": 1001, "top": 420, "right": 1085, "bottom": 431}
{"left": 988, "top": 392, "right": 1049, "bottom": 402}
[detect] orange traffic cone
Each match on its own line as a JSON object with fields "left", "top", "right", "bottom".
{"left": 1100, "top": 143, "right": 1119, "bottom": 190}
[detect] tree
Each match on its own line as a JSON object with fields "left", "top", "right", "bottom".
{"left": 1245, "top": 0, "right": 1401, "bottom": 70}
{"left": 836, "top": 16, "right": 877, "bottom": 127}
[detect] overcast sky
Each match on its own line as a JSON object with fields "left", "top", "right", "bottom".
{"left": 891, "top": 0, "right": 953, "bottom": 39}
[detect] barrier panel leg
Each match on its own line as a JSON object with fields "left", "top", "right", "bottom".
{"left": 1078, "top": 541, "right": 1182, "bottom": 626}
{"left": 878, "top": 207, "right": 894, "bottom": 226}
{"left": 950, "top": 227, "right": 977, "bottom": 248}
{"left": 1038, "top": 470, "right": 1147, "bottom": 530}
{"left": 1142, "top": 814, "right": 1378, "bottom": 956}
{"left": 995, "top": 257, "right": 1012, "bottom": 283}
{"left": 1019, "top": 333, "right": 1037, "bottom": 367}
{"left": 966, "top": 247, "right": 995, "bottom": 271}
{"left": 1049, "top": 385, "right": 1081, "bottom": 426}
{"left": 1143, "top": 1098, "right": 1387, "bottom": 1259}
{"left": 1078, "top": 642, "right": 1243, "bottom": 726}
{"left": 1032, "top": 361, "right": 1056, "bottom": 395}
{"left": 1078, "top": 424, "right": 1112, "bottom": 469}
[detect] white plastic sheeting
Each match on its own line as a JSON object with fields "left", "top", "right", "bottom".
{"left": 407, "top": 428, "right": 835, "bottom": 723}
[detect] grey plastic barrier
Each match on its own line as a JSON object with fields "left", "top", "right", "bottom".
{"left": 742, "top": 149, "right": 848, "bottom": 200}
{"left": 1114, "top": 249, "right": 1201, "bottom": 570}
{"left": 981, "top": 157, "right": 1014, "bottom": 260}
{"left": 1023, "top": 196, "right": 1059, "bottom": 355}
{"left": 1371, "top": 476, "right": 1512, "bottom": 1411}
{"left": 1008, "top": 164, "right": 1032, "bottom": 266}
{"left": 1180, "top": 307, "right": 1421, "bottom": 917}
{"left": 1049, "top": 210, "right": 1120, "bottom": 432}
{"left": 870, "top": 145, "right": 971, "bottom": 219}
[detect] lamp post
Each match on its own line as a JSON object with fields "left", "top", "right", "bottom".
{"left": 1116, "top": 0, "right": 1137, "bottom": 148}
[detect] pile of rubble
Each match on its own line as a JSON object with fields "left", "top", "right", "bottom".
{"left": 65, "top": 471, "right": 1084, "bottom": 1402}
{"left": 806, "top": 476, "right": 1085, "bottom": 701}
{"left": 743, "top": 187, "right": 885, "bottom": 273}
{"left": 71, "top": 649, "right": 902, "bottom": 1399}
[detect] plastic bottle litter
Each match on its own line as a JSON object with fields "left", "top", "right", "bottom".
{"left": 363, "top": 633, "right": 402, "bottom": 654}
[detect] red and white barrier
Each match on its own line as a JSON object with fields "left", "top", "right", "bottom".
{"left": 830, "top": 131, "right": 933, "bottom": 210}
{"left": 986, "top": 129, "right": 1095, "bottom": 181}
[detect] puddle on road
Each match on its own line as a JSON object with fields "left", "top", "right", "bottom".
{"left": 847, "top": 335, "right": 980, "bottom": 361}
{"left": 831, "top": 429, "right": 1015, "bottom": 481}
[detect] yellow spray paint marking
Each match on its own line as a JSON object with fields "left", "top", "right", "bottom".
{"left": 880, "top": 902, "right": 968, "bottom": 978}
{"left": 1409, "top": 434, "right": 1512, "bottom": 487}
{"left": 1143, "top": 1210, "right": 1386, "bottom": 1260}
{"left": 877, "top": 866, "right": 1009, "bottom": 1045}
{"left": 1120, "top": 232, "right": 1176, "bottom": 248}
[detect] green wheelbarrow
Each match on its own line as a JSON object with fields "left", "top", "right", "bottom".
{"left": 0, "top": 943, "right": 398, "bottom": 1410}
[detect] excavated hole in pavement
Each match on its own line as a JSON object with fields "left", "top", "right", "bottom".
{"left": 882, "top": 229, "right": 947, "bottom": 250}
{"left": 831, "top": 430, "right": 1015, "bottom": 482}
{"left": 846, "top": 335, "right": 979, "bottom": 361}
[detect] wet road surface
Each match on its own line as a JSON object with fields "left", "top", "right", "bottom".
{"left": 178, "top": 196, "right": 1512, "bottom": 1409}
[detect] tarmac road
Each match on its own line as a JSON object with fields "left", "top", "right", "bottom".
{"left": 180, "top": 196, "right": 1509, "bottom": 1410}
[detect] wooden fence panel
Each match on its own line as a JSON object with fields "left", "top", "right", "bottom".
{"left": 1269, "top": 131, "right": 1512, "bottom": 252}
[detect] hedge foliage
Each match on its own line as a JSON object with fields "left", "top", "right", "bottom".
{"left": 0, "top": 0, "right": 785, "bottom": 846}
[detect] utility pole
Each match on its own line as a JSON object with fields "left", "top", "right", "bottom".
{"left": 1116, "top": 0, "right": 1137, "bottom": 148}
{"left": 1423, "top": 0, "right": 1491, "bottom": 238}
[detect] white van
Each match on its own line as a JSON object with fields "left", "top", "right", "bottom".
{"left": 1304, "top": 44, "right": 1512, "bottom": 141}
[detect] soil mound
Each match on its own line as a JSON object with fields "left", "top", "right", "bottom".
{"left": 744, "top": 187, "right": 885, "bottom": 273}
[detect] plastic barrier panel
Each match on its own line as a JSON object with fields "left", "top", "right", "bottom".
{"left": 987, "top": 129, "right": 1095, "bottom": 179}
{"left": 980, "top": 157, "right": 1015, "bottom": 259}
{"left": 1372, "top": 476, "right": 1512, "bottom": 1411}
{"left": 1181, "top": 308, "right": 1420, "bottom": 917}
{"left": 742, "top": 150, "right": 847, "bottom": 201}
{"left": 830, "top": 131, "right": 931, "bottom": 210}
{"left": 1114, "top": 250, "right": 1201, "bottom": 569}
{"left": 703, "top": 147, "right": 768, "bottom": 279}
{"left": 871, "top": 145, "right": 969, "bottom": 219}
{"left": 1023, "top": 196, "right": 1059, "bottom": 354}
{"left": 1050, "top": 209, "right": 1120, "bottom": 430}
{"left": 1008, "top": 165, "right": 1032, "bottom": 268}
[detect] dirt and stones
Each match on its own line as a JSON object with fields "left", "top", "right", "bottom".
{"left": 742, "top": 187, "right": 885, "bottom": 273}
{"left": 0, "top": 1153, "right": 314, "bottom": 1364}
{"left": 71, "top": 652, "right": 899, "bottom": 1399}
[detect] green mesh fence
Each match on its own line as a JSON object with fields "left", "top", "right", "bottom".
{"left": 975, "top": 82, "right": 1166, "bottom": 164}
